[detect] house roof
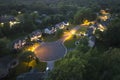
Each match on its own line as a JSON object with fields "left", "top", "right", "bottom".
{"left": 0, "top": 56, "right": 14, "bottom": 79}
{"left": 0, "top": 16, "right": 16, "bottom": 23}
{"left": 64, "top": 20, "right": 69, "bottom": 24}
{"left": 46, "top": 26, "right": 53, "bottom": 30}
{"left": 100, "top": 21, "right": 108, "bottom": 27}
{"left": 17, "top": 72, "right": 45, "bottom": 80}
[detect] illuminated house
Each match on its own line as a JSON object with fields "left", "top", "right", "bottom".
{"left": 86, "top": 25, "right": 96, "bottom": 37}
{"left": 0, "top": 15, "right": 20, "bottom": 28}
{"left": 44, "top": 27, "right": 56, "bottom": 34}
{"left": 13, "top": 39, "right": 26, "bottom": 49}
{"left": 81, "top": 20, "right": 94, "bottom": 26}
{"left": 63, "top": 21, "right": 70, "bottom": 26}
{"left": 30, "top": 30, "right": 42, "bottom": 41}
{"left": 88, "top": 36, "right": 95, "bottom": 47}
{"left": 17, "top": 69, "right": 45, "bottom": 80}
{"left": 55, "top": 22, "right": 65, "bottom": 29}
{"left": 0, "top": 15, "right": 15, "bottom": 23}
{"left": 13, "top": 30, "right": 42, "bottom": 49}
{"left": 98, "top": 10, "right": 111, "bottom": 22}
{"left": 55, "top": 21, "right": 69, "bottom": 29}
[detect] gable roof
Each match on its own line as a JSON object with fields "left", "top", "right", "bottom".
{"left": 17, "top": 72, "right": 45, "bottom": 80}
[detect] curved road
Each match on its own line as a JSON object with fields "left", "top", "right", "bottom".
{"left": 34, "top": 26, "right": 80, "bottom": 62}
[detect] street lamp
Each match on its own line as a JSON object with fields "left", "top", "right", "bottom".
{"left": 1, "top": 23, "right": 4, "bottom": 27}
{"left": 18, "top": 11, "right": 21, "bottom": 14}
{"left": 46, "top": 67, "right": 49, "bottom": 71}
{"left": 27, "top": 55, "right": 32, "bottom": 71}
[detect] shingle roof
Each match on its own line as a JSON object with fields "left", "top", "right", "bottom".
{"left": 17, "top": 72, "right": 45, "bottom": 80}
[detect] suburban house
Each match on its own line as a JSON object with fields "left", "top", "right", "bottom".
{"left": 13, "top": 40, "right": 21, "bottom": 49}
{"left": 0, "top": 15, "right": 16, "bottom": 23}
{"left": 97, "top": 23, "right": 106, "bottom": 32}
{"left": 98, "top": 10, "right": 111, "bottom": 22}
{"left": 17, "top": 69, "right": 45, "bottom": 80}
{"left": 44, "top": 27, "right": 56, "bottom": 34}
{"left": 63, "top": 21, "right": 70, "bottom": 26}
{"left": 88, "top": 36, "right": 95, "bottom": 47}
{"left": 0, "top": 56, "right": 18, "bottom": 79}
{"left": 13, "top": 39, "right": 27, "bottom": 50}
{"left": 0, "top": 15, "right": 20, "bottom": 28}
{"left": 44, "top": 21, "right": 69, "bottom": 34}
{"left": 30, "top": 30, "right": 42, "bottom": 41}
{"left": 55, "top": 22, "right": 65, "bottom": 29}
{"left": 13, "top": 30, "right": 42, "bottom": 50}
{"left": 55, "top": 21, "right": 69, "bottom": 29}
{"left": 86, "top": 25, "right": 96, "bottom": 37}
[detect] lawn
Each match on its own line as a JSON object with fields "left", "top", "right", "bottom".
{"left": 43, "top": 29, "right": 64, "bottom": 42}
{"left": 64, "top": 26, "right": 87, "bottom": 49}
{"left": 64, "top": 35, "right": 80, "bottom": 49}
{"left": 79, "top": 26, "right": 88, "bottom": 32}
{"left": 67, "top": 24, "right": 76, "bottom": 29}
{"left": 43, "top": 34, "right": 59, "bottom": 42}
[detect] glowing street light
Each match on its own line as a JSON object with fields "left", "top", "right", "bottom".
{"left": 70, "top": 30, "right": 76, "bottom": 35}
{"left": 18, "top": 11, "right": 21, "bottom": 14}
{"left": 46, "top": 67, "right": 49, "bottom": 71}
{"left": 0, "top": 23, "right": 4, "bottom": 27}
{"left": 81, "top": 20, "right": 94, "bottom": 26}
{"left": 9, "top": 21, "right": 14, "bottom": 27}
{"left": 9, "top": 21, "right": 20, "bottom": 28}
{"left": 62, "top": 29, "right": 77, "bottom": 41}
{"left": 26, "top": 43, "right": 40, "bottom": 52}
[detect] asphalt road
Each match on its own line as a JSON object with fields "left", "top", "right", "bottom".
{"left": 34, "top": 41, "right": 66, "bottom": 61}
{"left": 34, "top": 26, "right": 80, "bottom": 62}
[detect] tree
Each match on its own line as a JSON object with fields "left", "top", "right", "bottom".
{"left": 0, "top": 28, "right": 4, "bottom": 38}
{"left": 47, "top": 37, "right": 90, "bottom": 80}
{"left": 22, "top": 13, "right": 37, "bottom": 33}
{"left": 0, "top": 38, "right": 10, "bottom": 56}
{"left": 1, "top": 22, "right": 11, "bottom": 37}
{"left": 20, "top": 51, "right": 35, "bottom": 62}
{"left": 47, "top": 50, "right": 87, "bottom": 80}
{"left": 98, "top": 18, "right": 120, "bottom": 47}
{"left": 74, "top": 7, "right": 96, "bottom": 24}
{"left": 30, "top": 11, "right": 40, "bottom": 22}
{"left": 47, "top": 46, "right": 120, "bottom": 80}
{"left": 20, "top": 51, "right": 36, "bottom": 71}
{"left": 84, "top": 48, "right": 120, "bottom": 80}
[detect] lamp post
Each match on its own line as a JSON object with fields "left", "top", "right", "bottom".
{"left": 27, "top": 55, "right": 32, "bottom": 71}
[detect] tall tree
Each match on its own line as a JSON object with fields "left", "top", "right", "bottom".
{"left": 74, "top": 7, "right": 96, "bottom": 24}
{"left": 97, "top": 17, "right": 120, "bottom": 47}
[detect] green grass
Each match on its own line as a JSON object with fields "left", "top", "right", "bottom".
{"left": 79, "top": 26, "right": 87, "bottom": 32}
{"left": 64, "top": 36, "right": 80, "bottom": 49}
{"left": 43, "top": 35, "right": 59, "bottom": 42}
{"left": 35, "top": 61, "right": 47, "bottom": 72}
{"left": 43, "top": 29, "right": 64, "bottom": 42}
{"left": 64, "top": 26, "right": 87, "bottom": 49}
{"left": 67, "top": 24, "right": 76, "bottom": 29}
